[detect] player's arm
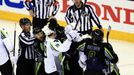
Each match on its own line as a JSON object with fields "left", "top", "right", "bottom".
{"left": 77, "top": 42, "right": 87, "bottom": 70}
{"left": 104, "top": 43, "right": 119, "bottom": 63}
{"left": 88, "top": 6, "right": 102, "bottom": 29}
{"left": 50, "top": 39, "right": 72, "bottom": 52}
{"left": 50, "top": 29, "right": 82, "bottom": 52}
{"left": 51, "top": 0, "right": 60, "bottom": 16}
{"left": 65, "top": 7, "right": 74, "bottom": 24}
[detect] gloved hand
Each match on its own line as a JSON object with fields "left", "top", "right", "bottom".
{"left": 78, "top": 60, "right": 86, "bottom": 71}
{"left": 81, "top": 34, "right": 91, "bottom": 39}
{"left": 66, "top": 30, "right": 82, "bottom": 42}
{"left": 0, "top": 28, "right": 8, "bottom": 39}
{"left": 35, "top": 56, "right": 44, "bottom": 62}
{"left": 35, "top": 51, "right": 46, "bottom": 62}
{"left": 35, "top": 53, "right": 45, "bottom": 62}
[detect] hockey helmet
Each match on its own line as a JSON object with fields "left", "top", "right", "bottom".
{"left": 19, "top": 18, "right": 32, "bottom": 26}
{"left": 33, "top": 27, "right": 43, "bottom": 35}
{"left": 91, "top": 29, "right": 104, "bottom": 43}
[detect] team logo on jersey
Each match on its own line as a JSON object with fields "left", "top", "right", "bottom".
{"left": 73, "top": 12, "right": 76, "bottom": 17}
{"left": 88, "top": 50, "right": 96, "bottom": 58}
{"left": 82, "top": 11, "right": 88, "bottom": 17}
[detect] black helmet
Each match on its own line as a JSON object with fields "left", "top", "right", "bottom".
{"left": 19, "top": 18, "right": 31, "bottom": 26}
{"left": 91, "top": 29, "right": 104, "bottom": 43}
{"left": 33, "top": 27, "right": 42, "bottom": 34}
{"left": 48, "top": 18, "right": 58, "bottom": 31}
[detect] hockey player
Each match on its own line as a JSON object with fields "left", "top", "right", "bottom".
{"left": 16, "top": 18, "right": 35, "bottom": 75}
{"left": 0, "top": 28, "right": 13, "bottom": 75}
{"left": 33, "top": 22, "right": 81, "bottom": 75}
{"left": 78, "top": 29, "right": 119, "bottom": 75}
{"left": 33, "top": 18, "right": 66, "bottom": 75}
{"left": 33, "top": 28, "right": 46, "bottom": 75}
{"left": 47, "top": 18, "right": 66, "bottom": 42}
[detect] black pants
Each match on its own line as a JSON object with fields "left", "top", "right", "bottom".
{"left": 32, "top": 17, "right": 48, "bottom": 29}
{"left": 78, "top": 29, "right": 92, "bottom": 35}
{"left": 64, "top": 42, "right": 83, "bottom": 75}
{"left": 35, "top": 62, "right": 46, "bottom": 75}
{"left": 108, "top": 70, "right": 120, "bottom": 75}
{"left": 46, "top": 71, "right": 59, "bottom": 75}
{"left": 0, "top": 59, "right": 13, "bottom": 75}
{"left": 16, "top": 57, "right": 35, "bottom": 75}
{"left": 84, "top": 70, "right": 105, "bottom": 75}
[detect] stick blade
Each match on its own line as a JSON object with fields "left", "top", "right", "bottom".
{"left": 108, "top": 25, "right": 111, "bottom": 32}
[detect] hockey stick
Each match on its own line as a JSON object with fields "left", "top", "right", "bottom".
{"left": 12, "top": 23, "right": 16, "bottom": 75}
{"left": 60, "top": 55, "right": 65, "bottom": 65}
{"left": 13, "top": 23, "right": 16, "bottom": 56}
{"left": 107, "top": 25, "right": 111, "bottom": 43}
{"left": 106, "top": 25, "right": 111, "bottom": 75}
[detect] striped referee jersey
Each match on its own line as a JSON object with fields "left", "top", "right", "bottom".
{"left": 19, "top": 31, "right": 35, "bottom": 59}
{"left": 24, "top": 0, "right": 60, "bottom": 19}
{"left": 65, "top": 2, "right": 102, "bottom": 32}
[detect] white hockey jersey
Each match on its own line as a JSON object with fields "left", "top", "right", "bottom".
{"left": 44, "top": 37, "right": 72, "bottom": 74}
{"left": 0, "top": 28, "right": 13, "bottom": 65}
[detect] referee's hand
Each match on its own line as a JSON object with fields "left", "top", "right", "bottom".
{"left": 48, "top": 16, "right": 55, "bottom": 21}
{"left": 29, "top": 10, "right": 35, "bottom": 17}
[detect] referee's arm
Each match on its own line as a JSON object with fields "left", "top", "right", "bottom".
{"left": 89, "top": 6, "right": 102, "bottom": 29}
{"left": 24, "top": 0, "right": 35, "bottom": 17}
{"left": 19, "top": 33, "right": 35, "bottom": 45}
{"left": 65, "top": 7, "right": 74, "bottom": 24}
{"left": 52, "top": 0, "right": 60, "bottom": 16}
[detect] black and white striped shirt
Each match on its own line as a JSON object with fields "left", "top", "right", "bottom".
{"left": 65, "top": 3, "right": 102, "bottom": 32}
{"left": 19, "top": 31, "right": 35, "bottom": 59}
{"left": 24, "top": 0, "right": 60, "bottom": 19}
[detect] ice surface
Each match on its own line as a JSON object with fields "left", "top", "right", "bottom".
{"left": 0, "top": 20, "right": 134, "bottom": 75}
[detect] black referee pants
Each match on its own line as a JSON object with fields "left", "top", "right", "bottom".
{"left": 0, "top": 59, "right": 13, "bottom": 75}
{"left": 32, "top": 17, "right": 48, "bottom": 29}
{"left": 78, "top": 29, "right": 92, "bottom": 35}
{"left": 16, "top": 57, "right": 35, "bottom": 75}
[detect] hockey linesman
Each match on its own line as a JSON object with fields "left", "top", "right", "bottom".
{"left": 16, "top": 18, "right": 35, "bottom": 75}
{"left": 24, "top": 0, "right": 60, "bottom": 29}
{"left": 65, "top": 0, "right": 103, "bottom": 74}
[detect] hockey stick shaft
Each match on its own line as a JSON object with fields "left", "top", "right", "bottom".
{"left": 60, "top": 55, "right": 65, "bottom": 65}
{"left": 106, "top": 25, "right": 111, "bottom": 75}
{"left": 13, "top": 23, "right": 16, "bottom": 56}
{"left": 12, "top": 23, "right": 16, "bottom": 75}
